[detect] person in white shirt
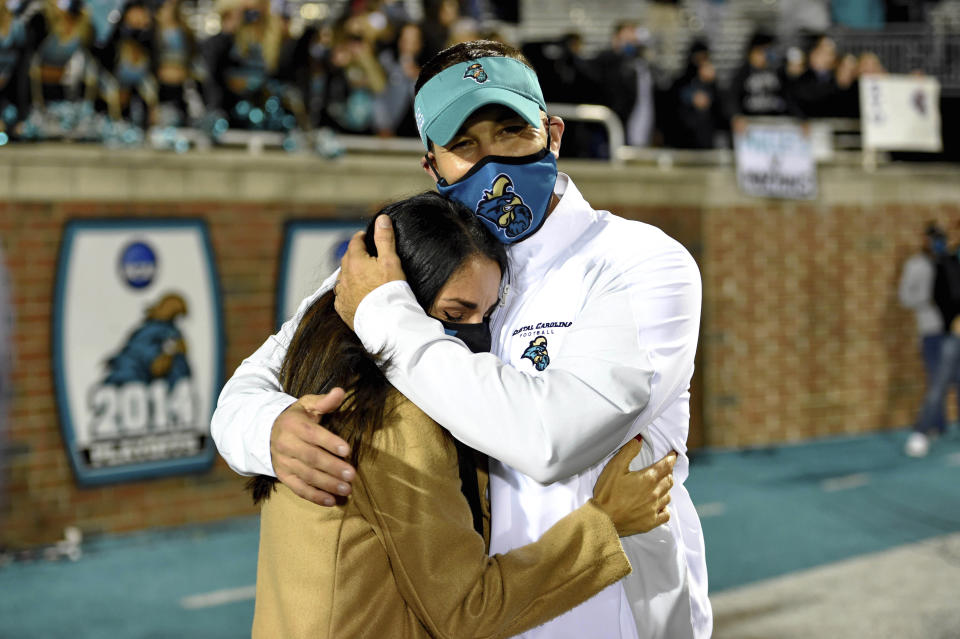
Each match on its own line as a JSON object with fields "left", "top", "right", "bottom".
{"left": 213, "top": 40, "right": 710, "bottom": 638}
{"left": 901, "top": 223, "right": 954, "bottom": 457}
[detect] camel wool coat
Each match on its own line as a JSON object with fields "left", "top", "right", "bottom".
{"left": 252, "top": 394, "right": 631, "bottom": 638}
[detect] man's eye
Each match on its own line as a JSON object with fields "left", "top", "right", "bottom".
{"left": 448, "top": 139, "right": 472, "bottom": 150}
{"left": 502, "top": 125, "right": 526, "bottom": 135}
{"left": 444, "top": 311, "right": 464, "bottom": 321}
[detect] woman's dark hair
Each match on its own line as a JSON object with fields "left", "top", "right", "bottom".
{"left": 414, "top": 39, "right": 534, "bottom": 94}
{"left": 248, "top": 192, "right": 506, "bottom": 504}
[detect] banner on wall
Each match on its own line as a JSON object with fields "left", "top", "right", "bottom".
{"left": 53, "top": 220, "right": 223, "bottom": 485}
{"left": 276, "top": 220, "right": 364, "bottom": 329}
{"left": 735, "top": 121, "right": 818, "bottom": 200}
{"left": 860, "top": 74, "right": 942, "bottom": 152}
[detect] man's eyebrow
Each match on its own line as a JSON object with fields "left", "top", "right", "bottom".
{"left": 454, "top": 107, "right": 527, "bottom": 136}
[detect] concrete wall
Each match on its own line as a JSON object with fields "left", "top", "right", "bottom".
{"left": 1, "top": 144, "right": 957, "bottom": 546}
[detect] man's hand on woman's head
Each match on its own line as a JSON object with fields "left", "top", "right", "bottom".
{"left": 270, "top": 388, "right": 356, "bottom": 506}
{"left": 334, "top": 215, "right": 406, "bottom": 329}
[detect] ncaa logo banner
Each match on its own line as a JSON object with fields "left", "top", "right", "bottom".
{"left": 53, "top": 219, "right": 224, "bottom": 485}
{"left": 276, "top": 220, "right": 363, "bottom": 329}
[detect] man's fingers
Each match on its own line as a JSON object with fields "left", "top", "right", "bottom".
{"left": 295, "top": 440, "right": 356, "bottom": 484}
{"left": 285, "top": 455, "right": 352, "bottom": 497}
{"left": 299, "top": 389, "right": 347, "bottom": 419}
{"left": 657, "top": 492, "right": 672, "bottom": 511}
{"left": 373, "top": 214, "right": 396, "bottom": 256}
{"left": 656, "top": 506, "right": 671, "bottom": 525}
{"left": 341, "top": 230, "right": 369, "bottom": 268}
{"left": 279, "top": 471, "right": 340, "bottom": 507}
{"left": 373, "top": 215, "right": 404, "bottom": 279}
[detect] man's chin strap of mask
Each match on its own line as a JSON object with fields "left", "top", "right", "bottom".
{"left": 425, "top": 120, "right": 557, "bottom": 245}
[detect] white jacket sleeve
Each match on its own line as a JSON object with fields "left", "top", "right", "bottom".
{"left": 210, "top": 271, "right": 338, "bottom": 476}
{"left": 353, "top": 243, "right": 701, "bottom": 484}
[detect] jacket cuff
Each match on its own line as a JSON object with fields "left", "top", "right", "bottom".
{"left": 354, "top": 280, "right": 419, "bottom": 354}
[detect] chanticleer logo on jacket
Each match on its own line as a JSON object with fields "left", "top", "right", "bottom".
{"left": 521, "top": 336, "right": 550, "bottom": 371}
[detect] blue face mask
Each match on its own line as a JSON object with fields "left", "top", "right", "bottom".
{"left": 435, "top": 145, "right": 558, "bottom": 245}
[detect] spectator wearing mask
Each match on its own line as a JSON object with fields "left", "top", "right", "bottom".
{"left": 29, "top": 0, "right": 97, "bottom": 112}
{"left": 154, "top": 0, "right": 196, "bottom": 125}
{"left": 373, "top": 21, "right": 425, "bottom": 138}
{"left": 1, "top": 0, "right": 44, "bottom": 135}
{"left": 420, "top": 0, "right": 458, "bottom": 61}
{"left": 832, "top": 52, "right": 860, "bottom": 119}
{"left": 97, "top": 0, "right": 158, "bottom": 126}
{"left": 907, "top": 223, "right": 960, "bottom": 457}
{"left": 792, "top": 34, "right": 842, "bottom": 118}
{"left": 729, "top": 31, "right": 795, "bottom": 117}
{"left": 594, "top": 21, "right": 656, "bottom": 148}
{"left": 668, "top": 39, "right": 726, "bottom": 149}
{"left": 320, "top": 13, "right": 385, "bottom": 134}
{"left": 269, "top": 0, "right": 312, "bottom": 131}
{"left": 525, "top": 32, "right": 605, "bottom": 158}
{"left": 202, "top": 0, "right": 285, "bottom": 128}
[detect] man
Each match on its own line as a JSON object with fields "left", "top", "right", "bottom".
{"left": 906, "top": 223, "right": 960, "bottom": 457}
{"left": 213, "top": 41, "right": 710, "bottom": 638}
{"left": 593, "top": 21, "right": 656, "bottom": 148}
{"left": 899, "top": 223, "right": 950, "bottom": 457}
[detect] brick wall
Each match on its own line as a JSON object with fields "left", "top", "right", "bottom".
{"left": 0, "top": 199, "right": 373, "bottom": 547}
{"left": 699, "top": 200, "right": 960, "bottom": 448}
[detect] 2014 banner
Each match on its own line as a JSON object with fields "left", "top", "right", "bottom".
{"left": 53, "top": 219, "right": 223, "bottom": 485}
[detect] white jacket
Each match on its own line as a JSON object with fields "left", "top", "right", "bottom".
{"left": 211, "top": 173, "right": 711, "bottom": 638}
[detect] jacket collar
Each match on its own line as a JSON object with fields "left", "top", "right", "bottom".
{"left": 506, "top": 172, "right": 595, "bottom": 282}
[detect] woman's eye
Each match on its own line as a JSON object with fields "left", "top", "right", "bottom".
{"left": 444, "top": 311, "right": 463, "bottom": 321}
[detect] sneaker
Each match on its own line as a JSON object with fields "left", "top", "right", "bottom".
{"left": 905, "top": 432, "right": 930, "bottom": 458}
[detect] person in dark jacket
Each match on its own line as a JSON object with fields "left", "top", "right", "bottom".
{"left": 729, "top": 31, "right": 794, "bottom": 117}
{"left": 668, "top": 39, "right": 727, "bottom": 149}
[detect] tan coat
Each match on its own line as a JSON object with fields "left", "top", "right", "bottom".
{"left": 253, "top": 394, "right": 631, "bottom": 638}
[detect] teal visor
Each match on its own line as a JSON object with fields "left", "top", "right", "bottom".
{"left": 414, "top": 56, "right": 547, "bottom": 149}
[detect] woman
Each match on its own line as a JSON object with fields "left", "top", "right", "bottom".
{"left": 251, "top": 192, "right": 676, "bottom": 638}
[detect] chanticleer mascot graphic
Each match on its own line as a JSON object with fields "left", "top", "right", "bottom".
{"left": 521, "top": 336, "right": 550, "bottom": 371}
{"left": 477, "top": 174, "right": 534, "bottom": 239}
{"left": 103, "top": 293, "right": 191, "bottom": 387}
{"left": 463, "top": 62, "right": 488, "bottom": 83}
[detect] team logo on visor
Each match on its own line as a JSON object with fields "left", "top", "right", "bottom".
{"left": 477, "top": 174, "right": 533, "bottom": 239}
{"left": 521, "top": 336, "right": 550, "bottom": 371}
{"left": 463, "top": 62, "right": 488, "bottom": 84}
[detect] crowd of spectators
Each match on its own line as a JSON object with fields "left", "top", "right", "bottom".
{"left": 0, "top": 0, "right": 916, "bottom": 155}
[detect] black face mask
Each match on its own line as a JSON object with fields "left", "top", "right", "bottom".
{"left": 120, "top": 26, "right": 149, "bottom": 43}
{"left": 440, "top": 318, "right": 492, "bottom": 354}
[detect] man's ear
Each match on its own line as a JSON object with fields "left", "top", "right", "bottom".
{"left": 421, "top": 153, "right": 439, "bottom": 183}
{"left": 547, "top": 116, "right": 565, "bottom": 158}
